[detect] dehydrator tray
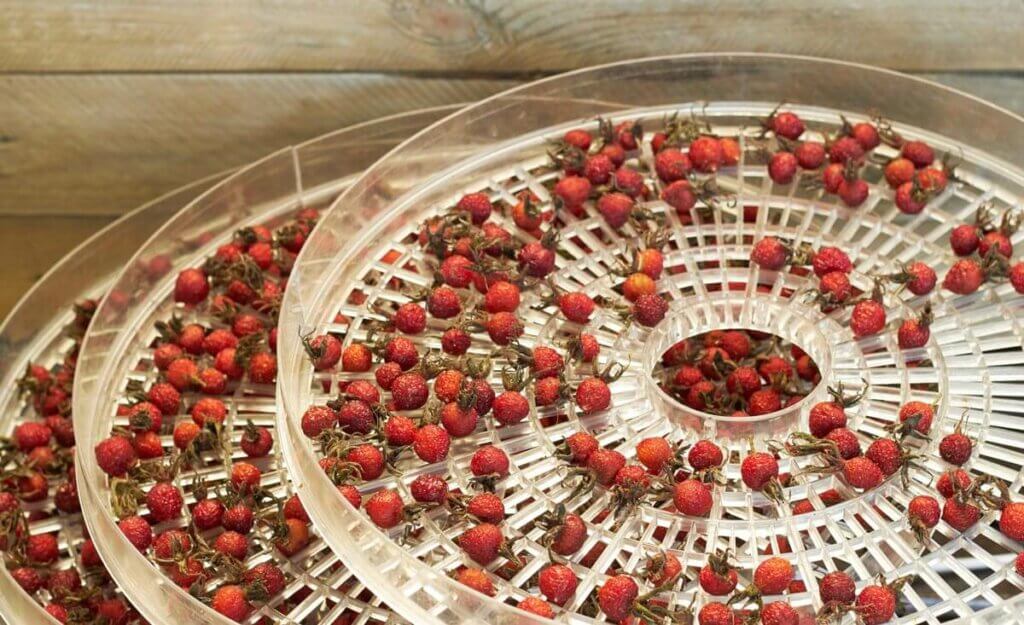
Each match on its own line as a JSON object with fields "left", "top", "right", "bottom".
{"left": 0, "top": 173, "right": 227, "bottom": 624}
{"left": 277, "top": 55, "right": 1024, "bottom": 625}
{"left": 72, "top": 108, "right": 456, "bottom": 625}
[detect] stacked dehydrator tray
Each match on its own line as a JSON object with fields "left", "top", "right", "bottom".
{"left": 3, "top": 55, "right": 1024, "bottom": 625}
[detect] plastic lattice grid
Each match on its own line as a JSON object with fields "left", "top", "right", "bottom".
{"left": 0, "top": 176, "right": 225, "bottom": 624}
{"left": 73, "top": 109, "right": 456, "bottom": 625}
{"left": 81, "top": 198, "right": 407, "bottom": 625}
{"left": 283, "top": 103, "right": 1024, "bottom": 625}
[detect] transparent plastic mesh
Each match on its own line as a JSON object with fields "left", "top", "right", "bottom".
{"left": 0, "top": 174, "right": 226, "bottom": 624}
{"left": 278, "top": 56, "right": 1024, "bottom": 625}
{"left": 72, "top": 108, "right": 454, "bottom": 625}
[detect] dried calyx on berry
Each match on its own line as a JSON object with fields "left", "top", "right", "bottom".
{"left": 614, "top": 230, "right": 670, "bottom": 275}
{"left": 535, "top": 503, "right": 587, "bottom": 559}
{"left": 885, "top": 396, "right": 941, "bottom": 441}
{"left": 750, "top": 236, "right": 816, "bottom": 271}
{"left": 660, "top": 111, "right": 709, "bottom": 147}
{"left": 596, "top": 571, "right": 692, "bottom": 625}
{"left": 499, "top": 363, "right": 532, "bottom": 393}
{"left": 957, "top": 473, "right": 1010, "bottom": 511}
{"left": 828, "top": 379, "right": 868, "bottom": 408}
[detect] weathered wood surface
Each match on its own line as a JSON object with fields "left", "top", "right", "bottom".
{"left": 1, "top": 72, "right": 1021, "bottom": 219}
{"left": 2, "top": 0, "right": 1023, "bottom": 315}
{"left": 2, "top": 1, "right": 1023, "bottom": 73}
{"left": 0, "top": 74, "right": 517, "bottom": 217}
{"left": 2, "top": 70, "right": 1021, "bottom": 317}
{"left": 0, "top": 215, "right": 111, "bottom": 315}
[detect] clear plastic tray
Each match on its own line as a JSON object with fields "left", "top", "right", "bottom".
{"left": 278, "top": 55, "right": 1024, "bottom": 624}
{"left": 0, "top": 172, "right": 226, "bottom": 624}
{"left": 73, "top": 108, "right": 455, "bottom": 625}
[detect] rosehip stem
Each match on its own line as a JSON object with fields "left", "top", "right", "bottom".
{"left": 827, "top": 378, "right": 869, "bottom": 407}
{"left": 780, "top": 432, "right": 839, "bottom": 459}
{"left": 565, "top": 466, "right": 597, "bottom": 501}
{"left": 898, "top": 448, "right": 927, "bottom": 490}
{"left": 707, "top": 548, "right": 734, "bottom": 576}
{"left": 969, "top": 474, "right": 1010, "bottom": 511}
{"left": 762, "top": 477, "right": 786, "bottom": 504}
{"left": 726, "top": 583, "right": 764, "bottom": 609}
{"left": 469, "top": 474, "right": 500, "bottom": 492}
{"left": 498, "top": 539, "right": 524, "bottom": 570}
{"left": 815, "top": 602, "right": 854, "bottom": 624}
{"left": 500, "top": 363, "right": 532, "bottom": 392}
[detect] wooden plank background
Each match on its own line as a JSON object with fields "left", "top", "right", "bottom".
{"left": 4, "top": 1, "right": 1023, "bottom": 73}
{"left": 2, "top": 1, "right": 1023, "bottom": 315}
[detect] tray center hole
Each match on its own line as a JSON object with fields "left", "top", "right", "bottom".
{"left": 653, "top": 329, "right": 821, "bottom": 417}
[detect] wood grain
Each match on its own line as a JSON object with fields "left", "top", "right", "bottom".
{"left": 0, "top": 215, "right": 113, "bottom": 315}
{"left": 1, "top": 68, "right": 1021, "bottom": 315}
{"left": 2, "top": 72, "right": 1023, "bottom": 220}
{"left": 1, "top": 1, "right": 1022, "bottom": 73}
{"left": 0, "top": 73, "right": 516, "bottom": 217}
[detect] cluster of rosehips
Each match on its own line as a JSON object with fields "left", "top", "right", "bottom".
{"left": 761, "top": 107, "right": 951, "bottom": 214}
{"left": 92, "top": 208, "right": 331, "bottom": 622}
{"left": 0, "top": 300, "right": 148, "bottom": 622}
{"left": 548, "top": 112, "right": 746, "bottom": 229}
{"left": 795, "top": 390, "right": 1024, "bottom": 563}
{"left": 655, "top": 329, "right": 819, "bottom": 417}
{"left": 384, "top": 433, "right": 729, "bottom": 618}
{"left": 684, "top": 553, "right": 913, "bottom": 625}
{"left": 579, "top": 528, "right": 911, "bottom": 625}
{"left": 944, "top": 202, "right": 1024, "bottom": 296}
{"left": 747, "top": 114, "right": 1024, "bottom": 582}
{"left": 888, "top": 400, "right": 1024, "bottom": 553}
{"left": 452, "top": 404, "right": 1024, "bottom": 625}
{"left": 587, "top": 393, "right": 1024, "bottom": 625}
{"left": 301, "top": 118, "right": 717, "bottom": 485}
{"left": 752, "top": 224, "right": 1024, "bottom": 353}
{"left": 751, "top": 238, "right": 898, "bottom": 340}
{"left": 298, "top": 108, "right": 1024, "bottom": 625}
{"left": 297, "top": 116, "right": 758, "bottom": 618}
{"left": 776, "top": 384, "right": 915, "bottom": 498}
{"left": 755, "top": 111, "right": 1024, "bottom": 351}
